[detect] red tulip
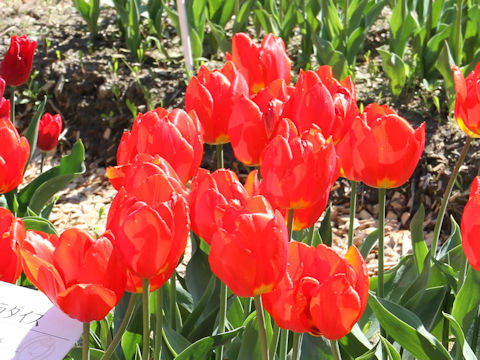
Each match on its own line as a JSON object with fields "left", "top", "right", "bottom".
{"left": 0, "top": 77, "right": 8, "bottom": 119}
{"left": 37, "top": 113, "right": 62, "bottom": 152}
{"left": 209, "top": 195, "right": 288, "bottom": 297}
{"left": 185, "top": 61, "right": 248, "bottom": 144}
{"left": 260, "top": 120, "right": 338, "bottom": 210}
{"left": 461, "top": 177, "right": 480, "bottom": 270}
{"left": 336, "top": 103, "right": 425, "bottom": 188}
{"left": 0, "top": 208, "right": 25, "bottom": 283}
{"left": 1, "top": 35, "right": 37, "bottom": 86}
{"left": 0, "top": 116, "right": 30, "bottom": 194}
{"left": 189, "top": 168, "right": 250, "bottom": 244}
{"left": 452, "top": 63, "right": 480, "bottom": 138}
{"left": 226, "top": 33, "right": 292, "bottom": 94}
{"left": 228, "top": 79, "right": 292, "bottom": 166}
{"left": 116, "top": 107, "right": 203, "bottom": 184}
{"left": 20, "top": 229, "right": 126, "bottom": 322}
{"left": 106, "top": 157, "right": 189, "bottom": 287}
{"left": 262, "top": 241, "right": 369, "bottom": 340}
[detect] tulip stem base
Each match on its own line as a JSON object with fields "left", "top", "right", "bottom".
{"left": 377, "top": 187, "right": 386, "bottom": 299}
{"left": 82, "top": 322, "right": 90, "bottom": 360}
{"left": 348, "top": 181, "right": 357, "bottom": 248}
{"left": 292, "top": 332, "right": 303, "bottom": 360}
{"left": 215, "top": 280, "right": 227, "bottom": 360}
{"left": 330, "top": 339, "right": 342, "bottom": 360}
{"left": 254, "top": 295, "right": 270, "bottom": 360}
{"left": 269, "top": 323, "right": 280, "bottom": 360}
{"left": 216, "top": 144, "right": 224, "bottom": 169}
{"left": 431, "top": 136, "right": 471, "bottom": 257}
{"left": 101, "top": 293, "right": 138, "bottom": 360}
{"left": 155, "top": 289, "right": 164, "bottom": 360}
{"left": 142, "top": 279, "right": 150, "bottom": 360}
{"left": 279, "top": 329, "right": 288, "bottom": 360}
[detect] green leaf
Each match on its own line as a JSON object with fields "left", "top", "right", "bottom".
{"left": 377, "top": 46, "right": 407, "bottom": 96}
{"left": 163, "top": 322, "right": 191, "bottom": 357}
{"left": 339, "top": 323, "right": 372, "bottom": 358}
{"left": 410, "top": 286, "right": 448, "bottom": 331}
{"left": 313, "top": 36, "right": 348, "bottom": 79}
{"left": 442, "top": 312, "right": 477, "bottom": 360}
{"left": 346, "top": 26, "right": 366, "bottom": 65}
{"left": 410, "top": 204, "right": 428, "bottom": 273}
{"left": 368, "top": 293, "right": 452, "bottom": 359}
{"left": 175, "top": 327, "right": 244, "bottom": 359}
{"left": 22, "top": 216, "right": 58, "bottom": 235}
{"left": 17, "top": 140, "right": 86, "bottom": 216}
{"left": 24, "top": 96, "right": 47, "bottom": 166}
{"left": 300, "top": 333, "right": 334, "bottom": 359}
{"left": 359, "top": 230, "right": 378, "bottom": 260}
{"left": 399, "top": 251, "right": 431, "bottom": 308}
{"left": 319, "top": 205, "right": 332, "bottom": 247}
{"left": 435, "top": 41, "right": 456, "bottom": 92}
{"left": 437, "top": 216, "right": 462, "bottom": 261}
{"left": 189, "top": 28, "right": 203, "bottom": 60}
{"left": 237, "top": 311, "right": 272, "bottom": 360}
{"left": 379, "top": 336, "right": 401, "bottom": 360}
{"left": 452, "top": 266, "right": 480, "bottom": 334}
{"left": 232, "top": 0, "right": 256, "bottom": 33}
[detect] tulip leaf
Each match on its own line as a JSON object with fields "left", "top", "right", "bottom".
{"left": 339, "top": 323, "right": 372, "bottom": 358}
{"left": 435, "top": 41, "right": 456, "bottom": 92}
{"left": 237, "top": 311, "right": 272, "bottom": 360}
{"left": 17, "top": 140, "right": 86, "bottom": 216}
{"left": 379, "top": 336, "right": 401, "bottom": 360}
{"left": 410, "top": 204, "right": 427, "bottom": 274}
{"left": 377, "top": 46, "right": 407, "bottom": 96}
{"left": 359, "top": 229, "right": 378, "bottom": 260}
{"left": 410, "top": 285, "right": 448, "bottom": 331}
{"left": 319, "top": 205, "right": 332, "bottom": 247}
{"left": 121, "top": 331, "right": 142, "bottom": 360}
{"left": 21, "top": 215, "right": 58, "bottom": 235}
{"left": 299, "top": 333, "right": 334, "bottom": 359}
{"left": 442, "top": 312, "right": 477, "bottom": 360}
{"left": 163, "top": 322, "right": 192, "bottom": 357}
{"left": 399, "top": 251, "right": 431, "bottom": 309}
{"left": 346, "top": 26, "right": 366, "bottom": 65}
{"left": 227, "top": 295, "right": 245, "bottom": 329}
{"left": 436, "top": 216, "right": 461, "bottom": 261}
{"left": 67, "top": 347, "right": 104, "bottom": 360}
{"left": 24, "top": 96, "right": 47, "bottom": 167}
{"left": 185, "top": 242, "right": 216, "bottom": 307}
{"left": 452, "top": 266, "right": 480, "bottom": 335}
{"left": 175, "top": 327, "right": 244, "bottom": 360}
{"left": 232, "top": 0, "right": 256, "bottom": 33}
{"left": 368, "top": 293, "right": 452, "bottom": 360}
{"left": 313, "top": 36, "right": 348, "bottom": 79}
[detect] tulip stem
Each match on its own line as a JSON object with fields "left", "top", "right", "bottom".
{"left": 155, "top": 289, "right": 163, "bottom": 360}
{"left": 307, "top": 225, "right": 315, "bottom": 246}
{"left": 40, "top": 152, "right": 45, "bottom": 173}
{"left": 330, "top": 339, "right": 342, "bottom": 360}
{"left": 292, "top": 332, "right": 303, "bottom": 360}
{"left": 347, "top": 180, "right": 357, "bottom": 247}
{"left": 279, "top": 328, "right": 288, "bottom": 360}
{"left": 287, "top": 209, "right": 295, "bottom": 241}
{"left": 142, "top": 278, "right": 150, "bottom": 360}
{"left": 269, "top": 323, "right": 280, "bottom": 359}
{"left": 101, "top": 293, "right": 138, "bottom": 360}
{"left": 170, "top": 272, "right": 177, "bottom": 330}
{"left": 254, "top": 295, "right": 270, "bottom": 360}
{"left": 82, "top": 322, "right": 90, "bottom": 360}
{"left": 431, "top": 136, "right": 471, "bottom": 258}
{"left": 377, "top": 187, "right": 386, "bottom": 300}
{"left": 216, "top": 280, "right": 228, "bottom": 360}
{"left": 216, "top": 144, "right": 224, "bottom": 169}
{"left": 10, "top": 87, "right": 15, "bottom": 126}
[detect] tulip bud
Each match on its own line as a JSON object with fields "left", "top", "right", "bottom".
{"left": 1, "top": 35, "right": 37, "bottom": 86}
{"left": 38, "top": 113, "right": 62, "bottom": 152}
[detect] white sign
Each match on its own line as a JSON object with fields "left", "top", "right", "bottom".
{"left": 0, "top": 281, "right": 83, "bottom": 359}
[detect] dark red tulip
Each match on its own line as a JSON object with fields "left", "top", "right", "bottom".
{"left": 1, "top": 35, "right": 37, "bottom": 86}
{"left": 37, "top": 113, "right": 62, "bottom": 152}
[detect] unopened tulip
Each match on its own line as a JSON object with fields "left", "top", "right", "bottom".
{"left": 0, "top": 208, "right": 25, "bottom": 283}
{"left": 116, "top": 107, "right": 203, "bottom": 184}
{"left": 209, "top": 195, "right": 288, "bottom": 297}
{"left": 262, "top": 241, "right": 369, "bottom": 340}
{"left": 461, "top": 177, "right": 480, "bottom": 270}
{"left": 21, "top": 229, "right": 126, "bottom": 322}
{"left": 37, "top": 113, "right": 62, "bottom": 152}
{"left": 227, "top": 33, "right": 292, "bottom": 94}
{"left": 1, "top": 35, "right": 37, "bottom": 86}
{"left": 336, "top": 103, "right": 425, "bottom": 188}
{"left": 452, "top": 63, "right": 480, "bottom": 138}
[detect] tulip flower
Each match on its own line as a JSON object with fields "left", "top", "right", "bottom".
{"left": 0, "top": 77, "right": 8, "bottom": 119}
{"left": 226, "top": 33, "right": 292, "bottom": 94}
{"left": 209, "top": 195, "right": 288, "bottom": 297}
{"left": 260, "top": 120, "right": 338, "bottom": 210}
{"left": 336, "top": 103, "right": 425, "bottom": 188}
{"left": 228, "top": 79, "right": 291, "bottom": 166}
{"left": 20, "top": 229, "right": 126, "bottom": 322}
{"left": 106, "top": 156, "right": 189, "bottom": 289}
{"left": 189, "top": 168, "right": 250, "bottom": 244}
{"left": 116, "top": 107, "right": 203, "bottom": 184}
{"left": 262, "top": 241, "right": 369, "bottom": 340}
{"left": 461, "top": 177, "right": 480, "bottom": 271}
{"left": 185, "top": 61, "right": 249, "bottom": 144}
{"left": 37, "top": 113, "right": 62, "bottom": 152}
{"left": 452, "top": 63, "right": 480, "bottom": 138}
{"left": 0, "top": 208, "right": 25, "bottom": 283}
{"left": 1, "top": 35, "right": 37, "bottom": 86}
{"left": 0, "top": 116, "right": 30, "bottom": 194}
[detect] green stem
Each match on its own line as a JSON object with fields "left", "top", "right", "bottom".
{"left": 10, "top": 87, "right": 15, "bottom": 126}
{"left": 442, "top": 289, "right": 452, "bottom": 350}
{"left": 216, "top": 280, "right": 228, "bottom": 360}
{"left": 279, "top": 328, "right": 288, "bottom": 360}
{"left": 347, "top": 181, "right": 357, "bottom": 247}
{"left": 254, "top": 295, "right": 270, "bottom": 360}
{"left": 307, "top": 225, "right": 315, "bottom": 246}
{"left": 101, "top": 293, "right": 138, "bottom": 360}
{"left": 431, "top": 137, "right": 471, "bottom": 257}
{"left": 170, "top": 272, "right": 177, "bottom": 330}
{"left": 216, "top": 144, "right": 224, "bottom": 169}
{"left": 377, "top": 188, "right": 386, "bottom": 299}
{"left": 155, "top": 289, "right": 163, "bottom": 360}
{"left": 142, "top": 278, "right": 150, "bottom": 360}
{"left": 292, "top": 333, "right": 303, "bottom": 360}
{"left": 40, "top": 152, "right": 45, "bottom": 173}
{"left": 330, "top": 339, "right": 342, "bottom": 360}
{"left": 269, "top": 323, "right": 280, "bottom": 360}
{"left": 83, "top": 322, "right": 90, "bottom": 360}
{"left": 287, "top": 209, "right": 295, "bottom": 241}
{"left": 454, "top": 0, "right": 464, "bottom": 65}
{"left": 243, "top": 297, "right": 252, "bottom": 321}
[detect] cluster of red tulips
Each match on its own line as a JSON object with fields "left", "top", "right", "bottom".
{"left": 2, "top": 30, "right": 480, "bottom": 359}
